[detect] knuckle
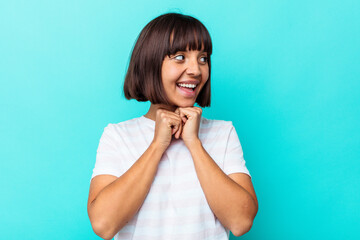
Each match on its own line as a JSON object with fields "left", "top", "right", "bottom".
{"left": 156, "top": 110, "right": 163, "bottom": 117}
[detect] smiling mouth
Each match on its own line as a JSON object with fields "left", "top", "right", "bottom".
{"left": 176, "top": 83, "right": 198, "bottom": 97}
{"left": 176, "top": 83, "right": 197, "bottom": 92}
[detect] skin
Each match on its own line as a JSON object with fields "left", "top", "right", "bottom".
{"left": 87, "top": 47, "right": 258, "bottom": 239}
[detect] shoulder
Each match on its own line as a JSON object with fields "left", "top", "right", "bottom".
{"left": 200, "top": 116, "right": 234, "bottom": 131}
{"left": 102, "top": 116, "right": 143, "bottom": 136}
{"left": 200, "top": 116, "right": 235, "bottom": 141}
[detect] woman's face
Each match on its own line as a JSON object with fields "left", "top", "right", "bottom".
{"left": 161, "top": 48, "right": 209, "bottom": 108}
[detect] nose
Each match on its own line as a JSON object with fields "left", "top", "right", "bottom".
{"left": 185, "top": 57, "right": 201, "bottom": 76}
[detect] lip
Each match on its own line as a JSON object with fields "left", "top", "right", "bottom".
{"left": 176, "top": 84, "right": 197, "bottom": 98}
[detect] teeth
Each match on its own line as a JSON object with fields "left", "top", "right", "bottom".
{"left": 177, "top": 83, "right": 197, "bottom": 88}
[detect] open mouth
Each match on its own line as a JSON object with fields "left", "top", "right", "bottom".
{"left": 176, "top": 83, "right": 197, "bottom": 93}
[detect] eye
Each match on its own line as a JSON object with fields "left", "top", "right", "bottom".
{"left": 200, "top": 56, "right": 208, "bottom": 63}
{"left": 174, "top": 55, "right": 185, "bottom": 61}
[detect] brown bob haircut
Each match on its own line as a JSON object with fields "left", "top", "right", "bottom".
{"left": 123, "top": 13, "right": 212, "bottom": 107}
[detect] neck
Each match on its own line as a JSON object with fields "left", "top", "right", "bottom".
{"left": 144, "top": 103, "right": 177, "bottom": 121}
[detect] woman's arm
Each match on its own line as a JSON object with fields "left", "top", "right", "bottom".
{"left": 174, "top": 106, "right": 258, "bottom": 236}
{"left": 88, "top": 109, "right": 183, "bottom": 239}
{"left": 188, "top": 139, "right": 258, "bottom": 237}
{"left": 87, "top": 141, "right": 165, "bottom": 240}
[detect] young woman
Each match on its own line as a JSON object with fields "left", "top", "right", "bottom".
{"left": 87, "top": 13, "right": 258, "bottom": 240}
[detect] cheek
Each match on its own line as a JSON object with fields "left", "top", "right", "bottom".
{"left": 202, "top": 67, "right": 210, "bottom": 82}
{"left": 162, "top": 70, "right": 181, "bottom": 90}
{"left": 161, "top": 72, "right": 177, "bottom": 92}
{"left": 165, "top": 67, "right": 180, "bottom": 79}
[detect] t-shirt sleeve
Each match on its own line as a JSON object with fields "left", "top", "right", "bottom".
{"left": 223, "top": 123, "right": 251, "bottom": 178}
{"left": 91, "top": 124, "right": 124, "bottom": 181}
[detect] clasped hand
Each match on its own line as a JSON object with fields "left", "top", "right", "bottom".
{"left": 153, "top": 106, "right": 202, "bottom": 150}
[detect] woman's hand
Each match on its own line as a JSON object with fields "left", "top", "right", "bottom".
{"left": 152, "top": 108, "right": 183, "bottom": 151}
{"left": 174, "top": 107, "right": 202, "bottom": 148}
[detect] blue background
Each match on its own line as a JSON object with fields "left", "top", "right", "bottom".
{"left": 1, "top": 0, "right": 359, "bottom": 239}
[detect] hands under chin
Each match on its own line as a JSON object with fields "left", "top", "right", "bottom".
{"left": 152, "top": 106, "right": 203, "bottom": 151}
{"left": 174, "top": 106, "right": 202, "bottom": 147}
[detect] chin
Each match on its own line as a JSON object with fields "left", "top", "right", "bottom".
{"left": 176, "top": 102, "right": 195, "bottom": 108}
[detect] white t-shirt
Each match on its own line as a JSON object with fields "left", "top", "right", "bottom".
{"left": 91, "top": 115, "right": 251, "bottom": 240}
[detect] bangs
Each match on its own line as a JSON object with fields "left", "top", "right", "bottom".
{"left": 167, "top": 18, "right": 212, "bottom": 56}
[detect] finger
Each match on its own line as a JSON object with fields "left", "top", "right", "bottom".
{"left": 167, "top": 117, "right": 179, "bottom": 132}
{"left": 173, "top": 108, "right": 187, "bottom": 124}
{"left": 170, "top": 111, "right": 185, "bottom": 123}
{"left": 178, "top": 108, "right": 196, "bottom": 121}
{"left": 171, "top": 114, "right": 182, "bottom": 138}
{"left": 175, "top": 108, "right": 180, "bottom": 116}
{"left": 194, "top": 107, "right": 203, "bottom": 115}
{"left": 187, "top": 107, "right": 202, "bottom": 117}
{"left": 184, "top": 107, "right": 201, "bottom": 114}
{"left": 159, "top": 109, "right": 182, "bottom": 120}
{"left": 166, "top": 116, "right": 182, "bottom": 135}
{"left": 175, "top": 119, "right": 182, "bottom": 139}
{"left": 177, "top": 109, "right": 188, "bottom": 123}
{"left": 172, "top": 122, "right": 179, "bottom": 135}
